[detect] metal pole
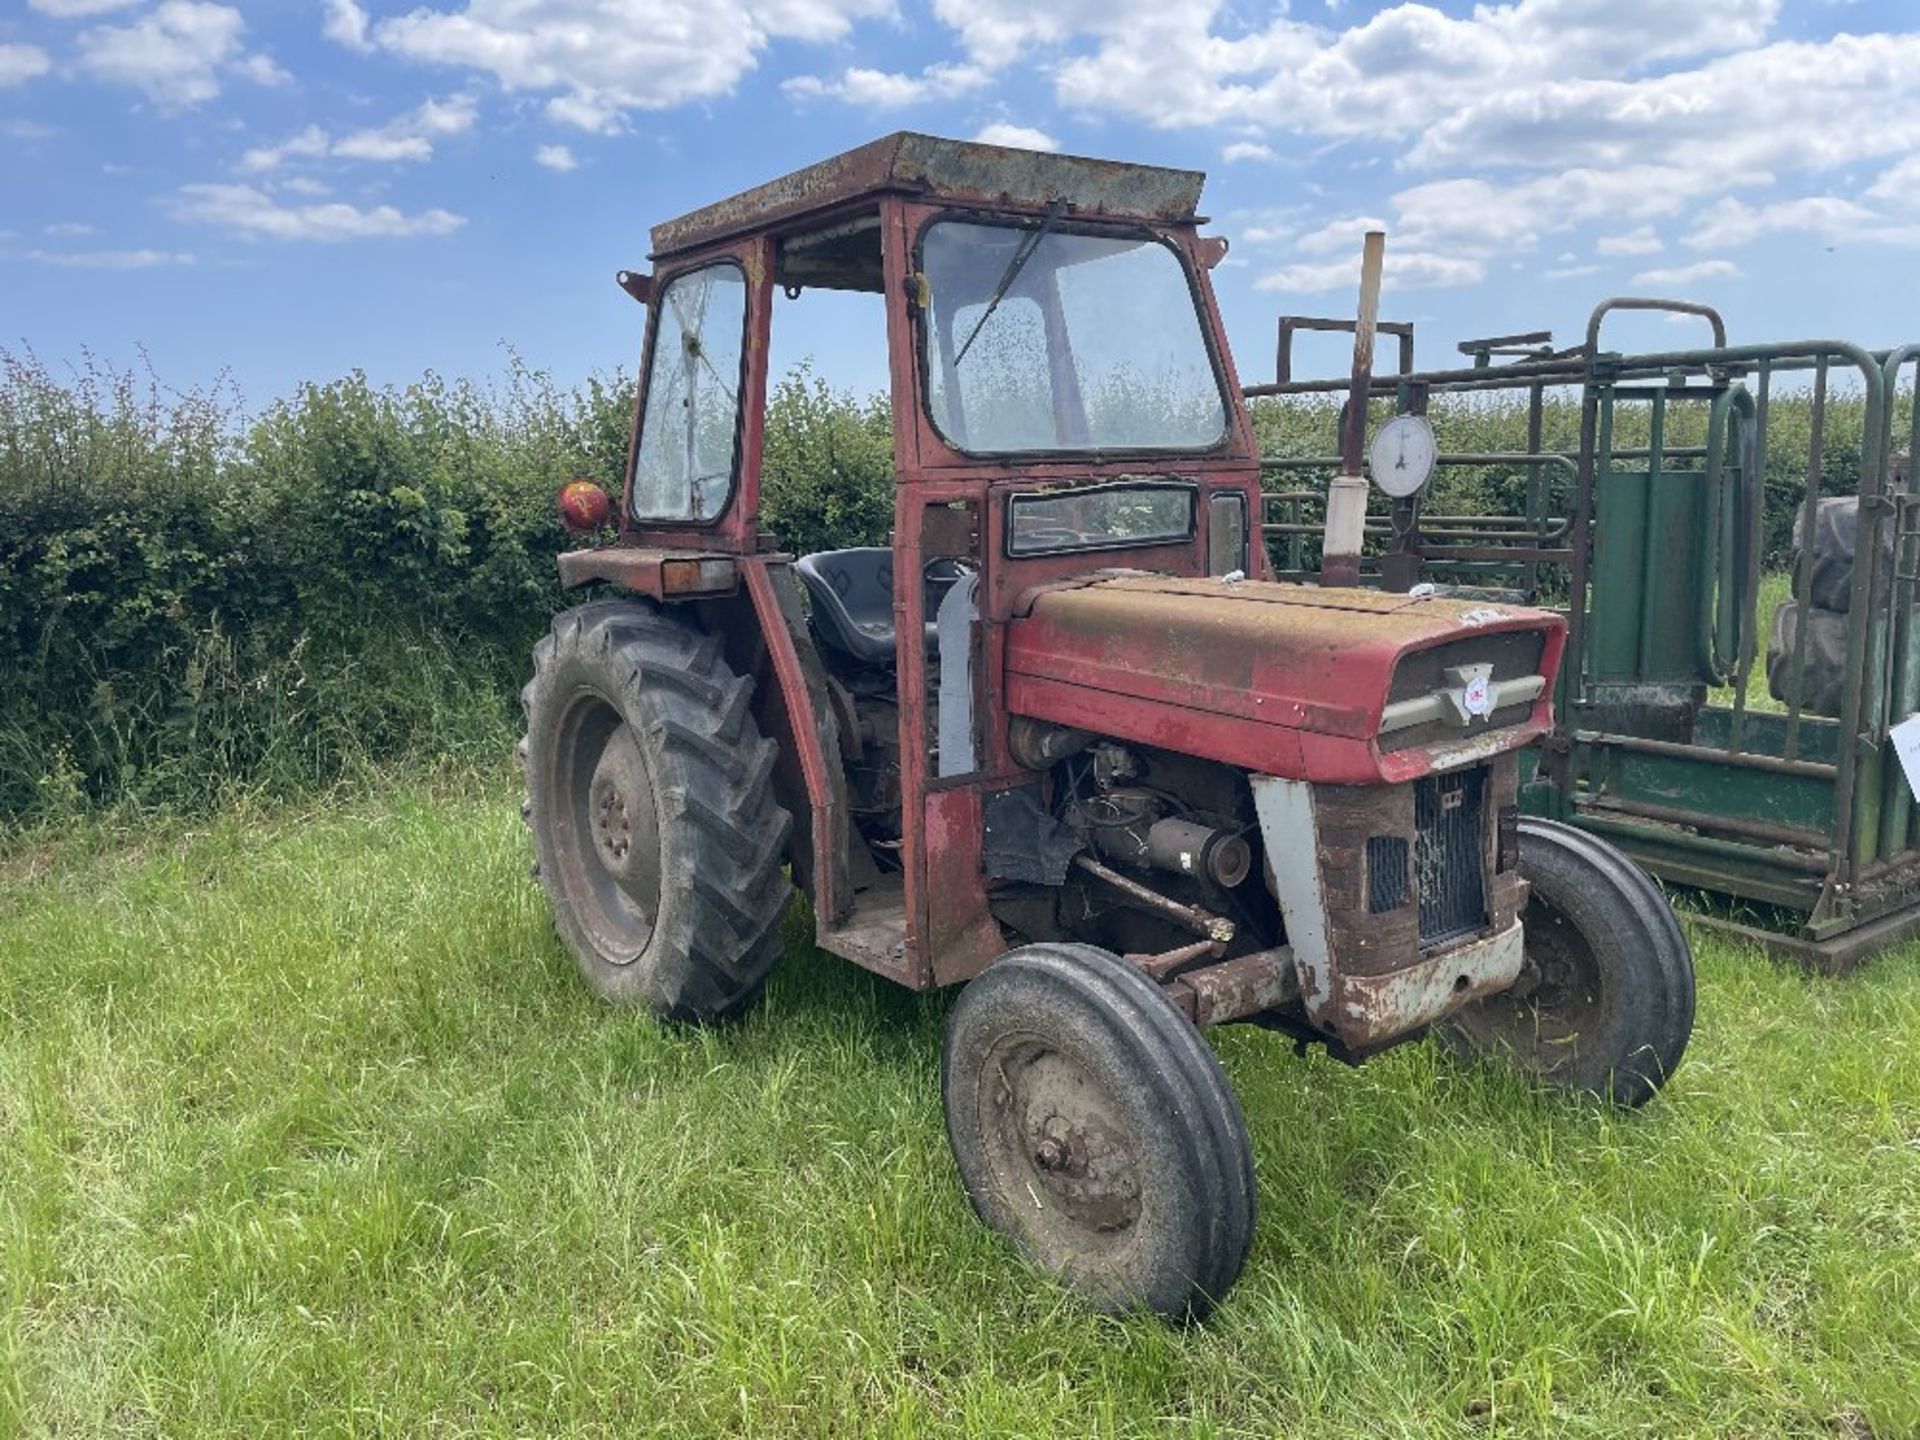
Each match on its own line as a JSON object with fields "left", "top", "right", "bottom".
{"left": 1323, "top": 231, "right": 1384, "bottom": 587}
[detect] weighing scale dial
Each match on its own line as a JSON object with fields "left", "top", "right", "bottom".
{"left": 1369, "top": 414, "right": 1437, "bottom": 498}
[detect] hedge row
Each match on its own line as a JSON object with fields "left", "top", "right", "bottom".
{"left": 1, "top": 344, "right": 1897, "bottom": 828}
{"left": 0, "top": 352, "right": 888, "bottom": 826}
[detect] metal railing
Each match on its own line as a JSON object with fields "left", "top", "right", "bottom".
{"left": 1248, "top": 299, "right": 1920, "bottom": 958}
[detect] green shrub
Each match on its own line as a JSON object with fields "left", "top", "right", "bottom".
{"left": 758, "top": 362, "right": 893, "bottom": 557}
{"left": 0, "top": 350, "right": 632, "bottom": 827}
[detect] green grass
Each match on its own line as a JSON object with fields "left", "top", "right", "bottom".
{"left": 4, "top": 773, "right": 1918, "bottom": 1438}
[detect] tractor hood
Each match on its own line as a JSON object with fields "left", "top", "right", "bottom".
{"left": 1003, "top": 574, "right": 1565, "bottom": 785}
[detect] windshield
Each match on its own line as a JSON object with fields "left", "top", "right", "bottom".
{"left": 920, "top": 220, "right": 1229, "bottom": 455}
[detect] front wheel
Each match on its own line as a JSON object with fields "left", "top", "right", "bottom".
{"left": 1439, "top": 819, "right": 1695, "bottom": 1107}
{"left": 941, "top": 944, "right": 1256, "bottom": 1321}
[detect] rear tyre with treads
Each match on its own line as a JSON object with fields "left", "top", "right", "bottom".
{"left": 520, "top": 599, "right": 792, "bottom": 1020}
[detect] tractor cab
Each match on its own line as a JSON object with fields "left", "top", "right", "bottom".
{"left": 528, "top": 134, "right": 1695, "bottom": 1322}
{"left": 560, "top": 133, "right": 1271, "bottom": 981}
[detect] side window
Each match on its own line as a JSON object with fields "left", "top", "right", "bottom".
{"left": 632, "top": 263, "right": 748, "bottom": 523}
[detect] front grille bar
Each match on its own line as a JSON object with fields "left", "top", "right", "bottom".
{"left": 1414, "top": 769, "right": 1489, "bottom": 946}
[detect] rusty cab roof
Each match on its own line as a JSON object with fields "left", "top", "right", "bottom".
{"left": 649, "top": 132, "right": 1207, "bottom": 261}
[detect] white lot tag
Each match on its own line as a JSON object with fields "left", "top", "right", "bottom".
{"left": 1891, "top": 712, "right": 1920, "bottom": 801}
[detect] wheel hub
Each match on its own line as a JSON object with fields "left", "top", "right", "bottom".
{"left": 996, "top": 1051, "right": 1142, "bottom": 1236}
{"left": 546, "top": 711, "right": 663, "bottom": 964}
{"left": 593, "top": 782, "right": 633, "bottom": 864}
{"left": 585, "top": 725, "right": 655, "bottom": 887}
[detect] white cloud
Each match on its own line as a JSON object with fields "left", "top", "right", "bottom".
{"left": 1408, "top": 33, "right": 1920, "bottom": 176}
{"left": 1221, "top": 141, "right": 1276, "bottom": 164}
{"left": 1035, "top": 0, "right": 1782, "bottom": 141}
{"left": 1257, "top": 250, "right": 1485, "bottom": 295}
{"left": 534, "top": 143, "right": 578, "bottom": 171}
{"left": 240, "top": 124, "right": 329, "bottom": 172}
{"left": 366, "top": 0, "right": 892, "bottom": 132}
{"left": 25, "top": 247, "right": 196, "bottom": 268}
{"left": 234, "top": 53, "right": 291, "bottom": 86}
{"left": 1686, "top": 194, "right": 1920, "bottom": 250}
{"left": 973, "top": 122, "right": 1058, "bottom": 152}
{"left": 26, "top": 0, "right": 139, "bottom": 14}
{"left": 1597, "top": 225, "right": 1663, "bottom": 257}
{"left": 1279, "top": 165, "right": 1708, "bottom": 284}
{"left": 240, "top": 95, "right": 479, "bottom": 172}
{"left": 44, "top": 222, "right": 98, "bottom": 237}
{"left": 174, "top": 183, "right": 467, "bottom": 241}
{"left": 277, "top": 176, "right": 332, "bottom": 196}
{"left": 906, "top": 0, "right": 1920, "bottom": 314}
{"left": 1630, "top": 258, "right": 1739, "bottom": 287}
{"left": 1545, "top": 263, "right": 1603, "bottom": 279}
{"left": 783, "top": 61, "right": 988, "bottom": 107}
{"left": 1867, "top": 153, "right": 1920, "bottom": 203}
{"left": 75, "top": 1, "right": 284, "bottom": 108}
{"left": 1291, "top": 214, "right": 1388, "bottom": 257}
{"left": 323, "top": 0, "right": 372, "bottom": 51}
{"left": 0, "top": 45, "right": 52, "bottom": 88}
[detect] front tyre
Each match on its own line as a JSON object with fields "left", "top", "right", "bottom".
{"left": 520, "top": 600, "right": 792, "bottom": 1019}
{"left": 941, "top": 944, "right": 1256, "bottom": 1321}
{"left": 1440, "top": 819, "right": 1694, "bottom": 1107}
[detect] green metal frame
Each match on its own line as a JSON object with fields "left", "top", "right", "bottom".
{"left": 1247, "top": 299, "right": 1920, "bottom": 968}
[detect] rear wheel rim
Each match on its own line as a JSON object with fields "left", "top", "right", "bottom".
{"left": 1450, "top": 893, "right": 1604, "bottom": 1076}
{"left": 977, "top": 1032, "right": 1144, "bottom": 1267}
{"left": 551, "top": 690, "right": 661, "bottom": 962}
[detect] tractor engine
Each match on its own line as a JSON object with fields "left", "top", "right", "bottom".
{"left": 1002, "top": 573, "right": 1563, "bottom": 1054}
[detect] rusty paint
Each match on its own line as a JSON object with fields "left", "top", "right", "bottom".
{"left": 650, "top": 132, "right": 1206, "bottom": 258}
{"left": 1073, "top": 854, "right": 1235, "bottom": 944}
{"left": 557, "top": 546, "right": 735, "bottom": 598}
{"left": 1332, "top": 921, "right": 1526, "bottom": 1047}
{"left": 924, "top": 787, "right": 1007, "bottom": 986}
{"left": 1170, "top": 947, "right": 1300, "bottom": 1027}
{"left": 1004, "top": 572, "right": 1561, "bottom": 784}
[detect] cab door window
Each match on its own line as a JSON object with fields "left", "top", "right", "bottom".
{"left": 632, "top": 262, "right": 749, "bottom": 522}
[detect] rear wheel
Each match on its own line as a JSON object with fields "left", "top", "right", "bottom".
{"left": 520, "top": 600, "right": 791, "bottom": 1019}
{"left": 1440, "top": 819, "right": 1694, "bottom": 1107}
{"left": 941, "top": 944, "right": 1256, "bottom": 1321}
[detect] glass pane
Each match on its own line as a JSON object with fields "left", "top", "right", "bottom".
{"left": 1007, "top": 484, "right": 1195, "bottom": 555}
{"left": 922, "top": 221, "right": 1228, "bottom": 454}
{"left": 632, "top": 264, "right": 748, "bottom": 522}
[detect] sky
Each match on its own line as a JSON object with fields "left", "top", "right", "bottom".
{"left": 3, "top": 0, "right": 1919, "bottom": 409}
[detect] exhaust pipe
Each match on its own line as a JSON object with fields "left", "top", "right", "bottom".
{"left": 1322, "top": 230, "right": 1386, "bottom": 588}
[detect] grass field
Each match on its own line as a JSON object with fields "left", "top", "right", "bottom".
{"left": 3, "top": 771, "right": 1918, "bottom": 1439}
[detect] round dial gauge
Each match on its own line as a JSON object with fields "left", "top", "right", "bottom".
{"left": 1368, "top": 414, "right": 1437, "bottom": 498}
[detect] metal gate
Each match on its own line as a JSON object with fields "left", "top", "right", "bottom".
{"left": 1248, "top": 300, "right": 1920, "bottom": 968}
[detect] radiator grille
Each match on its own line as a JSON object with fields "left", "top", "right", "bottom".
{"left": 1366, "top": 836, "right": 1409, "bottom": 914}
{"left": 1414, "top": 769, "right": 1488, "bottom": 947}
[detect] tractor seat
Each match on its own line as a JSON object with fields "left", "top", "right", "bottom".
{"left": 794, "top": 547, "right": 939, "bottom": 665}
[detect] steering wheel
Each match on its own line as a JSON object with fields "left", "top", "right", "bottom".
{"left": 924, "top": 556, "right": 977, "bottom": 584}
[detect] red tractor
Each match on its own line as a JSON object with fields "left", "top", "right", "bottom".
{"left": 521, "top": 134, "right": 1695, "bottom": 1319}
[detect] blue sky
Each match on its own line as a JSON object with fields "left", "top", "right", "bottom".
{"left": 3, "top": 0, "right": 1918, "bottom": 408}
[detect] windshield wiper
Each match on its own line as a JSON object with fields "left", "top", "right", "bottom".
{"left": 952, "top": 198, "right": 1067, "bottom": 368}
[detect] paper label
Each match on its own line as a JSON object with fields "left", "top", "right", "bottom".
{"left": 1463, "top": 673, "right": 1493, "bottom": 718}
{"left": 1891, "top": 712, "right": 1920, "bottom": 802}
